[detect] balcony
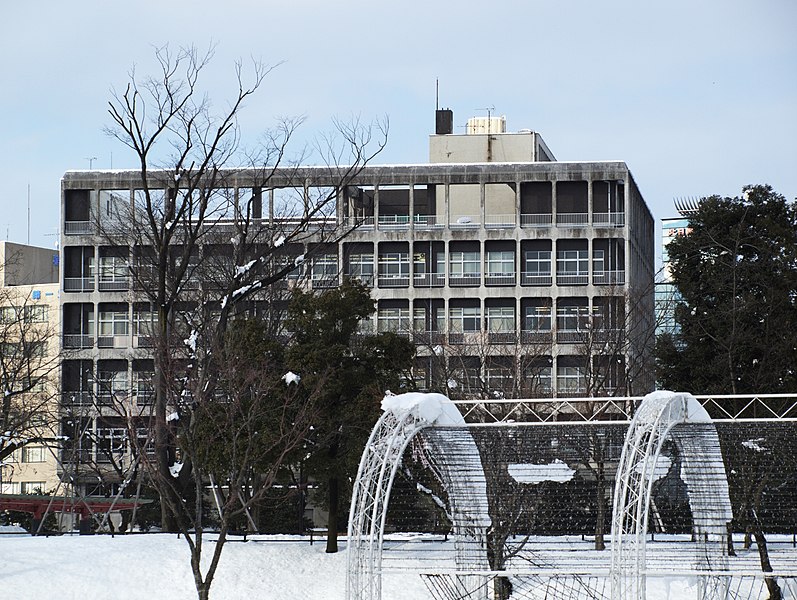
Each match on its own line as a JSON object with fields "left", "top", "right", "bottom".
{"left": 312, "top": 276, "right": 339, "bottom": 289}
{"left": 485, "top": 273, "right": 516, "bottom": 286}
{"left": 593, "top": 270, "right": 626, "bottom": 285}
{"left": 413, "top": 273, "right": 445, "bottom": 287}
{"left": 448, "top": 332, "right": 479, "bottom": 345}
{"left": 488, "top": 331, "right": 517, "bottom": 344}
{"left": 449, "top": 274, "right": 481, "bottom": 287}
{"left": 449, "top": 216, "right": 480, "bottom": 229}
{"left": 593, "top": 212, "right": 625, "bottom": 227}
{"left": 520, "top": 214, "right": 553, "bottom": 227}
{"left": 345, "top": 216, "right": 375, "bottom": 229}
{"left": 61, "top": 391, "right": 93, "bottom": 407}
{"left": 557, "top": 331, "right": 584, "bottom": 344}
{"left": 347, "top": 274, "right": 374, "bottom": 288}
{"left": 377, "top": 275, "right": 410, "bottom": 288}
{"left": 64, "top": 277, "right": 94, "bottom": 292}
{"left": 556, "top": 273, "right": 589, "bottom": 286}
{"left": 98, "top": 336, "right": 129, "bottom": 349}
{"left": 556, "top": 213, "right": 589, "bottom": 226}
{"left": 98, "top": 277, "right": 130, "bottom": 292}
{"left": 520, "top": 330, "right": 553, "bottom": 344}
{"left": 377, "top": 215, "right": 410, "bottom": 229}
{"left": 64, "top": 221, "right": 96, "bottom": 235}
{"left": 413, "top": 215, "right": 442, "bottom": 229}
{"left": 63, "top": 334, "right": 93, "bottom": 349}
{"left": 484, "top": 214, "right": 516, "bottom": 229}
{"left": 521, "top": 272, "right": 552, "bottom": 286}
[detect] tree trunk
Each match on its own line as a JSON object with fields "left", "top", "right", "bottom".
{"left": 594, "top": 470, "right": 606, "bottom": 551}
{"left": 326, "top": 475, "right": 339, "bottom": 553}
{"left": 752, "top": 527, "right": 782, "bottom": 600}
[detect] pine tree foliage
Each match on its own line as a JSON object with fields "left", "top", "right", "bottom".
{"left": 656, "top": 185, "right": 797, "bottom": 394}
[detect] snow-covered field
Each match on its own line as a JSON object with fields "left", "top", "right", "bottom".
{"left": 1, "top": 529, "right": 795, "bottom": 600}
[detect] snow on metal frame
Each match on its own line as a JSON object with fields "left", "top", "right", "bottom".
{"left": 610, "top": 391, "right": 733, "bottom": 600}
{"left": 347, "top": 394, "right": 490, "bottom": 600}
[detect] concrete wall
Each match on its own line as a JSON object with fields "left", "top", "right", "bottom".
{"left": 0, "top": 242, "right": 59, "bottom": 286}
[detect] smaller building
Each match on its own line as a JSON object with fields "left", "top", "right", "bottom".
{"left": 0, "top": 242, "right": 61, "bottom": 498}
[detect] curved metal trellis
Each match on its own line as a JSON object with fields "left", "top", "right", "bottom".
{"left": 610, "top": 391, "right": 733, "bottom": 600}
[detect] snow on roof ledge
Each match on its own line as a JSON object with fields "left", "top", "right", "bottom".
{"left": 381, "top": 392, "right": 465, "bottom": 426}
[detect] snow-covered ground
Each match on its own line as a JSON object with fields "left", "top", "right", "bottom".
{"left": 1, "top": 530, "right": 795, "bottom": 599}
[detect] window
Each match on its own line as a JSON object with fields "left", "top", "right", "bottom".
{"left": 525, "top": 250, "right": 552, "bottom": 276}
{"left": 311, "top": 254, "right": 338, "bottom": 282}
{"left": 557, "top": 365, "right": 586, "bottom": 395}
{"left": 525, "top": 365, "right": 553, "bottom": 395}
{"left": 449, "top": 251, "right": 480, "bottom": 278}
{"left": 20, "top": 481, "right": 46, "bottom": 494}
{"left": 22, "top": 446, "right": 46, "bottom": 463}
{"left": 0, "top": 306, "right": 15, "bottom": 323}
{"left": 378, "top": 253, "right": 410, "bottom": 279}
{"left": 449, "top": 306, "right": 481, "bottom": 333}
{"left": 348, "top": 253, "right": 374, "bottom": 281}
{"left": 377, "top": 307, "right": 410, "bottom": 333}
{"left": 97, "top": 371, "right": 128, "bottom": 400}
{"left": 557, "top": 305, "right": 590, "bottom": 332}
{"left": 556, "top": 249, "right": 588, "bottom": 275}
{"left": 486, "top": 251, "right": 515, "bottom": 276}
{"left": 96, "top": 427, "right": 127, "bottom": 462}
{"left": 413, "top": 307, "right": 427, "bottom": 332}
{"left": 98, "top": 310, "right": 129, "bottom": 337}
{"left": 486, "top": 306, "right": 515, "bottom": 332}
{"left": 133, "top": 310, "right": 156, "bottom": 337}
{"left": 24, "top": 306, "right": 49, "bottom": 323}
{"left": 98, "top": 255, "right": 128, "bottom": 282}
{"left": 524, "top": 305, "right": 552, "bottom": 332}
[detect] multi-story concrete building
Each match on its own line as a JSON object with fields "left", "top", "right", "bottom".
{"left": 58, "top": 112, "right": 654, "bottom": 491}
{"left": 0, "top": 242, "right": 61, "bottom": 496}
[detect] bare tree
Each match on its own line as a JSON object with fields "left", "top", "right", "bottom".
{"left": 99, "top": 44, "right": 386, "bottom": 531}
{"left": 91, "top": 44, "right": 388, "bottom": 599}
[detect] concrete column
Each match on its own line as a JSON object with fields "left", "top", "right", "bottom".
{"left": 479, "top": 182, "right": 486, "bottom": 228}
{"left": 551, "top": 181, "right": 557, "bottom": 225}
{"left": 408, "top": 183, "right": 414, "bottom": 233}
{"left": 588, "top": 179, "right": 594, "bottom": 225}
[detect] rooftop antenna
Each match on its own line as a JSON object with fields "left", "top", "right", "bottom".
{"left": 85, "top": 156, "right": 97, "bottom": 169}
{"left": 27, "top": 183, "right": 30, "bottom": 245}
{"left": 475, "top": 106, "right": 496, "bottom": 134}
{"left": 435, "top": 78, "right": 439, "bottom": 111}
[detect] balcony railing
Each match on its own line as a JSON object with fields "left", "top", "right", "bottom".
{"left": 378, "top": 215, "right": 410, "bottom": 229}
{"left": 556, "top": 273, "right": 589, "bottom": 286}
{"left": 557, "top": 331, "right": 584, "bottom": 343}
{"left": 98, "top": 335, "right": 129, "bottom": 349}
{"left": 449, "top": 216, "right": 480, "bottom": 228}
{"left": 520, "top": 214, "right": 553, "bottom": 227}
{"left": 487, "top": 331, "right": 517, "bottom": 344}
{"left": 98, "top": 277, "right": 130, "bottom": 292}
{"left": 61, "top": 391, "right": 93, "bottom": 407}
{"left": 413, "top": 273, "right": 445, "bottom": 287}
{"left": 63, "top": 334, "right": 93, "bottom": 349}
{"left": 484, "top": 214, "right": 516, "bottom": 229}
{"left": 413, "top": 215, "right": 442, "bottom": 229}
{"left": 377, "top": 275, "right": 410, "bottom": 288}
{"left": 413, "top": 330, "right": 446, "bottom": 345}
{"left": 312, "top": 276, "right": 339, "bottom": 289}
{"left": 64, "top": 277, "right": 94, "bottom": 292}
{"left": 345, "top": 216, "right": 375, "bottom": 229}
{"left": 485, "top": 273, "right": 516, "bottom": 286}
{"left": 556, "top": 213, "right": 589, "bottom": 226}
{"left": 593, "top": 212, "right": 625, "bottom": 227}
{"left": 521, "top": 272, "right": 552, "bottom": 286}
{"left": 593, "top": 270, "right": 626, "bottom": 285}
{"left": 520, "top": 330, "right": 553, "bottom": 344}
{"left": 346, "top": 274, "right": 374, "bottom": 287}
{"left": 64, "top": 221, "right": 96, "bottom": 235}
{"left": 449, "top": 274, "right": 481, "bottom": 287}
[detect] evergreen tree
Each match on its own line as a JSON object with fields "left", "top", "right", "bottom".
{"left": 656, "top": 185, "right": 797, "bottom": 394}
{"left": 285, "top": 280, "right": 415, "bottom": 552}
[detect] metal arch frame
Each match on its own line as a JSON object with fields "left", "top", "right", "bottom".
{"left": 610, "top": 392, "right": 733, "bottom": 600}
{"left": 347, "top": 408, "right": 428, "bottom": 600}
{"left": 346, "top": 410, "right": 491, "bottom": 600}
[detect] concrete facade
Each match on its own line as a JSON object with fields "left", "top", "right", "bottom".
{"left": 56, "top": 120, "right": 655, "bottom": 492}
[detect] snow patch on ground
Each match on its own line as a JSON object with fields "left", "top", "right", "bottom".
{"left": 508, "top": 459, "right": 576, "bottom": 484}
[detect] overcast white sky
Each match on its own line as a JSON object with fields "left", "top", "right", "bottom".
{"left": 1, "top": 0, "right": 795, "bottom": 249}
